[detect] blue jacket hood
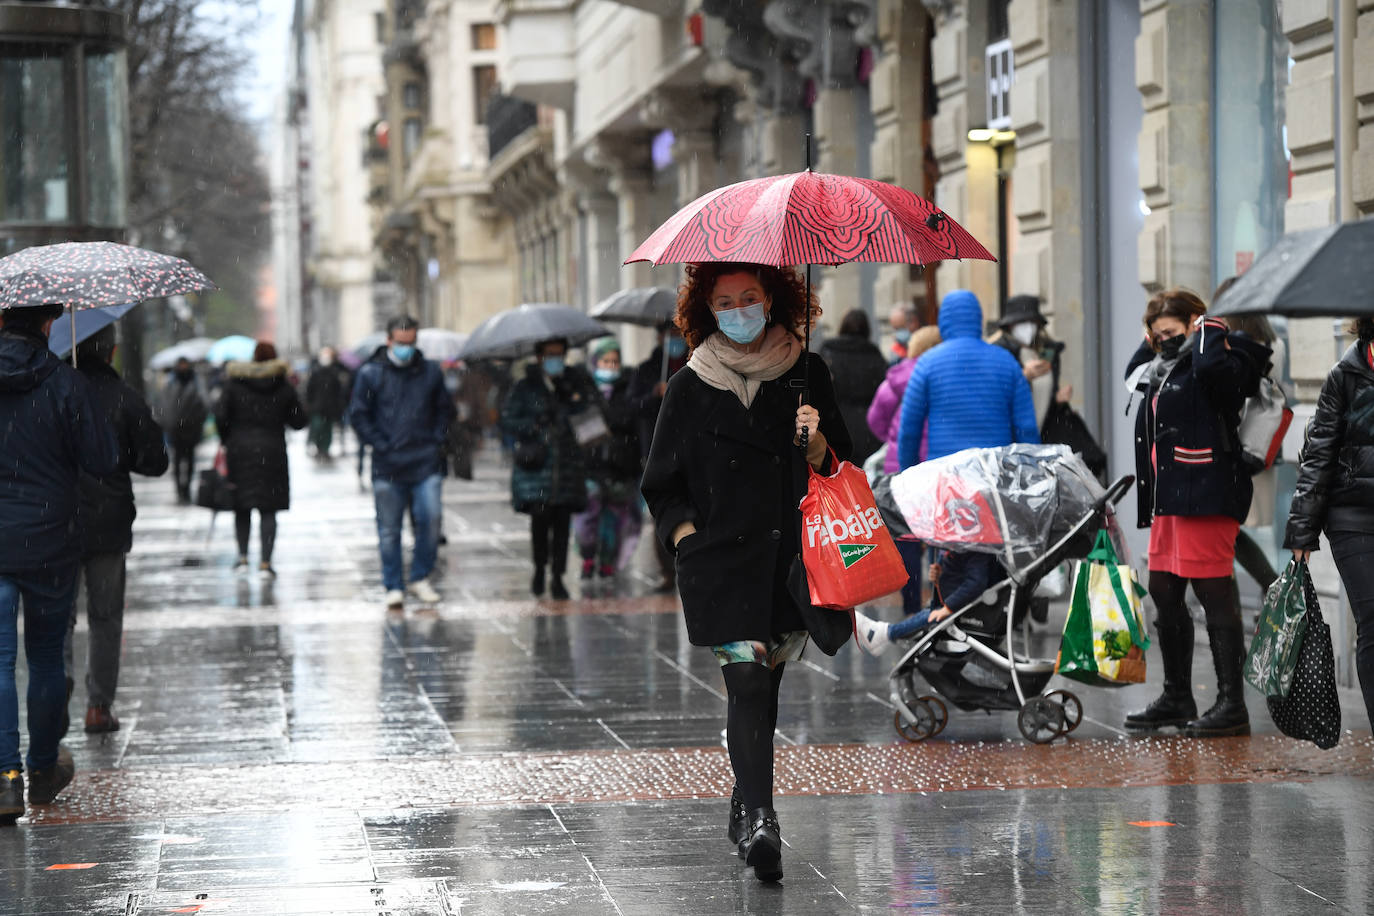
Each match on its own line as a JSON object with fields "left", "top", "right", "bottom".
{"left": 0, "top": 331, "right": 59, "bottom": 393}
{"left": 936, "top": 289, "right": 984, "bottom": 341}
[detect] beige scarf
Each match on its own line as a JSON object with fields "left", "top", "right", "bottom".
{"left": 688, "top": 325, "right": 803, "bottom": 407}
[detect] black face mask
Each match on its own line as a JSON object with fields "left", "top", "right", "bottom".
{"left": 1157, "top": 335, "right": 1184, "bottom": 359}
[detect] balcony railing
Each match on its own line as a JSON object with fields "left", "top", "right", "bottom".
{"left": 487, "top": 93, "right": 539, "bottom": 160}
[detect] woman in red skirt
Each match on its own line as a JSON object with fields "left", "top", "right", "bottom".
{"left": 1122, "top": 289, "right": 1270, "bottom": 736}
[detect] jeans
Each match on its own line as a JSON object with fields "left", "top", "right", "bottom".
{"left": 374, "top": 473, "right": 442, "bottom": 591}
{"left": 63, "top": 553, "right": 127, "bottom": 709}
{"left": 1328, "top": 532, "right": 1374, "bottom": 731}
{"left": 889, "top": 606, "right": 935, "bottom": 641}
{"left": 0, "top": 564, "right": 79, "bottom": 773}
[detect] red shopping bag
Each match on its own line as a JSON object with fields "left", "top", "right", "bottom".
{"left": 799, "top": 453, "right": 910, "bottom": 609}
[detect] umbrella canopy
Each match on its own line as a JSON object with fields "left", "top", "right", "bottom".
{"left": 206, "top": 335, "right": 258, "bottom": 365}
{"left": 455, "top": 304, "right": 609, "bottom": 361}
{"left": 418, "top": 328, "right": 469, "bottom": 363}
{"left": 1210, "top": 218, "right": 1374, "bottom": 318}
{"left": 590, "top": 286, "right": 678, "bottom": 327}
{"left": 626, "top": 170, "right": 995, "bottom": 267}
{"left": 0, "top": 241, "right": 214, "bottom": 310}
{"left": 149, "top": 337, "right": 216, "bottom": 370}
{"left": 46, "top": 302, "right": 137, "bottom": 358}
{"left": 351, "top": 331, "right": 387, "bottom": 361}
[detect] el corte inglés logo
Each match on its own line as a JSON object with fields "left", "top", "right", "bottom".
{"left": 838, "top": 543, "right": 876, "bottom": 568}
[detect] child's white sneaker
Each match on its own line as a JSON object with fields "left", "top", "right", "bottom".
{"left": 853, "top": 611, "right": 891, "bottom": 656}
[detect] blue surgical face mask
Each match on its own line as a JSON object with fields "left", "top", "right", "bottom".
{"left": 666, "top": 336, "right": 687, "bottom": 359}
{"left": 542, "top": 356, "right": 565, "bottom": 377}
{"left": 715, "top": 302, "right": 768, "bottom": 344}
{"left": 594, "top": 367, "right": 620, "bottom": 385}
{"left": 390, "top": 344, "right": 416, "bottom": 363}
{"left": 894, "top": 328, "right": 912, "bottom": 345}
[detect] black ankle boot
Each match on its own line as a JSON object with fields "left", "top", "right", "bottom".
{"left": 737, "top": 806, "right": 782, "bottom": 882}
{"left": 726, "top": 785, "right": 748, "bottom": 845}
{"left": 1125, "top": 621, "right": 1196, "bottom": 730}
{"left": 1183, "top": 625, "right": 1250, "bottom": 737}
{"left": 550, "top": 575, "right": 569, "bottom": 600}
{"left": 531, "top": 567, "right": 546, "bottom": 597}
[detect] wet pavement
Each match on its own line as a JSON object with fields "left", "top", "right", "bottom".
{"left": 3, "top": 433, "right": 1372, "bottom": 914}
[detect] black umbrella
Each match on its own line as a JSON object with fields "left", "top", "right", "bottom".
{"left": 455, "top": 304, "right": 609, "bottom": 360}
{"left": 590, "top": 286, "right": 677, "bottom": 327}
{"left": 1210, "top": 218, "right": 1374, "bottom": 318}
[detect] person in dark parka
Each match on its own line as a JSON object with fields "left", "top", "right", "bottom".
{"left": 304, "top": 347, "right": 350, "bottom": 460}
{"left": 626, "top": 324, "right": 688, "bottom": 591}
{"left": 67, "top": 326, "right": 168, "bottom": 734}
{"left": 0, "top": 303, "right": 118, "bottom": 819}
{"left": 818, "top": 308, "right": 888, "bottom": 460}
{"left": 158, "top": 356, "right": 207, "bottom": 503}
{"left": 1286, "top": 315, "right": 1374, "bottom": 731}
{"left": 214, "top": 341, "right": 307, "bottom": 577}
{"left": 1123, "top": 289, "right": 1268, "bottom": 738}
{"left": 500, "top": 337, "right": 596, "bottom": 600}
{"left": 640, "top": 262, "right": 851, "bottom": 884}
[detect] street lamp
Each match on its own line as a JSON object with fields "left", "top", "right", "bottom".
{"left": 0, "top": 1, "right": 128, "bottom": 256}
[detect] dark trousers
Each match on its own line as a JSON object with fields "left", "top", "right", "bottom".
{"left": 235, "top": 510, "right": 277, "bottom": 564}
{"left": 1328, "top": 532, "right": 1374, "bottom": 731}
{"left": 530, "top": 508, "right": 572, "bottom": 576}
{"left": 64, "top": 552, "right": 127, "bottom": 709}
{"left": 895, "top": 538, "right": 925, "bottom": 616}
{"left": 171, "top": 442, "right": 197, "bottom": 501}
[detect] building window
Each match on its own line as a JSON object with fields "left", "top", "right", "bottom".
{"left": 985, "top": 39, "right": 1013, "bottom": 130}
{"left": 403, "top": 81, "right": 422, "bottom": 110}
{"left": 402, "top": 117, "right": 422, "bottom": 165}
{"left": 473, "top": 65, "right": 497, "bottom": 124}
{"left": 472, "top": 23, "right": 497, "bottom": 50}
{"left": 988, "top": 0, "right": 1012, "bottom": 41}
{"left": 375, "top": 12, "right": 385, "bottom": 44}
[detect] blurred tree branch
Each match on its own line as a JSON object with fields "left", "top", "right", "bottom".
{"left": 102, "top": 0, "right": 271, "bottom": 317}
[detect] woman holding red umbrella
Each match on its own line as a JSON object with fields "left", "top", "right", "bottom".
{"left": 640, "top": 262, "right": 851, "bottom": 884}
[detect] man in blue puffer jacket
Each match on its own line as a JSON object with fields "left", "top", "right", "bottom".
{"left": 896, "top": 289, "right": 1039, "bottom": 469}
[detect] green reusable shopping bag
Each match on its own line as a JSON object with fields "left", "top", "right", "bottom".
{"left": 1056, "top": 530, "right": 1151, "bottom": 687}
{"left": 1244, "top": 558, "right": 1311, "bottom": 699}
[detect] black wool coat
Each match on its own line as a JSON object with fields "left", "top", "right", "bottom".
{"left": 215, "top": 360, "right": 308, "bottom": 512}
{"left": 1130, "top": 323, "right": 1269, "bottom": 527}
{"left": 1285, "top": 342, "right": 1374, "bottom": 550}
{"left": 819, "top": 335, "right": 888, "bottom": 460}
{"left": 640, "top": 350, "right": 852, "bottom": 647}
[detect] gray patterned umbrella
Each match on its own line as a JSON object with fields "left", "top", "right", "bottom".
{"left": 0, "top": 241, "right": 214, "bottom": 310}
{"left": 590, "top": 286, "right": 678, "bottom": 327}
{"left": 1209, "top": 218, "right": 1374, "bottom": 318}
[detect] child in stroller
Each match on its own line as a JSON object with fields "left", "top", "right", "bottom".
{"left": 853, "top": 548, "right": 1000, "bottom": 655}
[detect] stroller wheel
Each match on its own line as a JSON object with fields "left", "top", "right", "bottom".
{"left": 918, "top": 695, "right": 948, "bottom": 737}
{"left": 1044, "top": 689, "right": 1083, "bottom": 732}
{"left": 894, "top": 700, "right": 941, "bottom": 743}
{"left": 1017, "top": 696, "right": 1066, "bottom": 744}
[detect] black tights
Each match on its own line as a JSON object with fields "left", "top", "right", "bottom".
{"left": 530, "top": 508, "right": 571, "bottom": 576}
{"left": 722, "top": 661, "right": 786, "bottom": 812}
{"left": 234, "top": 509, "right": 277, "bottom": 563}
{"left": 1148, "top": 571, "right": 1241, "bottom": 633}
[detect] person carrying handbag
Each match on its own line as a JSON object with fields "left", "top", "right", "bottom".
{"left": 500, "top": 338, "right": 597, "bottom": 600}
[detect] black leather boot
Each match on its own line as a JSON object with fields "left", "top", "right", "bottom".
{"left": 726, "top": 784, "right": 748, "bottom": 844}
{"left": 531, "top": 567, "right": 545, "bottom": 597}
{"left": 737, "top": 806, "right": 782, "bottom": 882}
{"left": 1182, "top": 625, "right": 1250, "bottom": 737}
{"left": 1124, "top": 620, "right": 1197, "bottom": 730}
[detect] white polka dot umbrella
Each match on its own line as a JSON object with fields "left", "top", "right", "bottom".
{"left": 0, "top": 241, "right": 214, "bottom": 310}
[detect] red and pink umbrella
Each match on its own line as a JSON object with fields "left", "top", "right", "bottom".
{"left": 626, "top": 170, "right": 993, "bottom": 267}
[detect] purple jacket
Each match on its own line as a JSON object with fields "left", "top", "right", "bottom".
{"left": 867, "top": 357, "right": 925, "bottom": 474}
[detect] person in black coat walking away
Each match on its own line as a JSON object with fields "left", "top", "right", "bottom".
{"left": 304, "top": 346, "right": 350, "bottom": 461}
{"left": 1123, "top": 289, "right": 1269, "bottom": 738}
{"left": 500, "top": 338, "right": 597, "bottom": 600}
{"left": 627, "top": 323, "right": 688, "bottom": 592}
{"left": 158, "top": 356, "right": 207, "bottom": 503}
{"left": 573, "top": 337, "right": 642, "bottom": 581}
{"left": 1286, "top": 316, "right": 1374, "bottom": 730}
{"left": 65, "top": 326, "right": 168, "bottom": 734}
{"left": 215, "top": 341, "right": 307, "bottom": 578}
{"left": 641, "top": 262, "right": 851, "bottom": 884}
{"left": 818, "top": 309, "right": 888, "bottom": 461}
{"left": 0, "top": 303, "right": 118, "bottom": 821}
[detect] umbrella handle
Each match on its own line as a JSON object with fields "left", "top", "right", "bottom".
{"left": 69, "top": 306, "right": 77, "bottom": 368}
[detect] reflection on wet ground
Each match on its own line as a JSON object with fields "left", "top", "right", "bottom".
{"left": 3, "top": 437, "right": 1370, "bottom": 914}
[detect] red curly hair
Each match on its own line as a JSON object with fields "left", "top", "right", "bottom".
{"left": 674, "top": 262, "right": 821, "bottom": 350}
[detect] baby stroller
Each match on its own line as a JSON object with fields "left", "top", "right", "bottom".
{"left": 886, "top": 445, "right": 1135, "bottom": 744}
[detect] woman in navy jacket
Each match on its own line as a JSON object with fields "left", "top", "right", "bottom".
{"left": 1123, "top": 289, "right": 1268, "bottom": 737}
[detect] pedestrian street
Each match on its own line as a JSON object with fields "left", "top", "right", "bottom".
{"left": 4, "top": 436, "right": 1373, "bottom": 915}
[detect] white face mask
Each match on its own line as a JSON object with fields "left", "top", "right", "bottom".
{"left": 1010, "top": 322, "right": 1038, "bottom": 347}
